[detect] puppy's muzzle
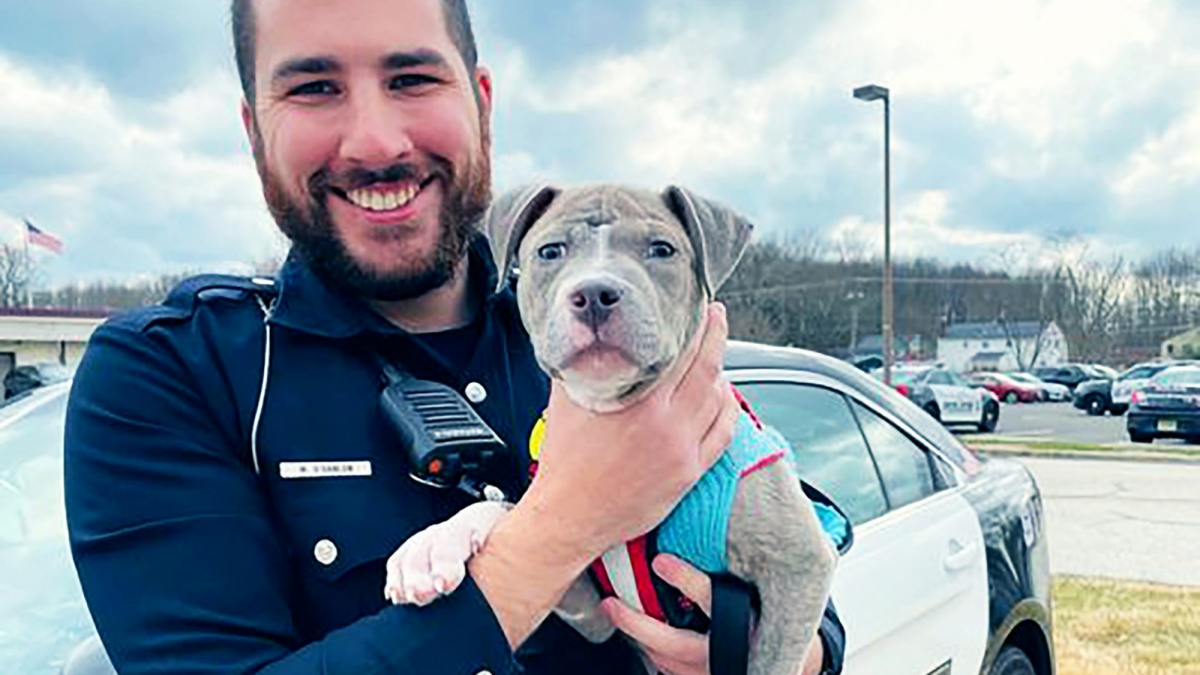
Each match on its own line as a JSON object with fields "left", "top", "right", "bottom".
{"left": 569, "top": 280, "right": 624, "bottom": 329}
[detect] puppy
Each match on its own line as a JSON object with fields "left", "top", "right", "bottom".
{"left": 385, "top": 185, "right": 838, "bottom": 675}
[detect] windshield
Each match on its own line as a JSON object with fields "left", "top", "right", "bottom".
{"left": 1151, "top": 369, "right": 1200, "bottom": 388}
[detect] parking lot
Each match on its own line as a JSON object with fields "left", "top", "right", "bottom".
{"left": 986, "top": 401, "right": 1200, "bottom": 448}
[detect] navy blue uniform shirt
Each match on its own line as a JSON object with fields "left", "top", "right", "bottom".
{"left": 64, "top": 236, "right": 843, "bottom": 675}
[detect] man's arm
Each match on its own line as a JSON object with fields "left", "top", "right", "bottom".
{"left": 65, "top": 322, "right": 518, "bottom": 675}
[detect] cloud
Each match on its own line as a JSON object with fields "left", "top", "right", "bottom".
{"left": 0, "top": 54, "right": 281, "bottom": 284}
{"left": 1112, "top": 101, "right": 1200, "bottom": 203}
{"left": 2, "top": 0, "right": 1200, "bottom": 286}
{"left": 487, "top": 0, "right": 1197, "bottom": 262}
{"left": 827, "top": 190, "right": 1049, "bottom": 263}
{"left": 0, "top": 0, "right": 237, "bottom": 101}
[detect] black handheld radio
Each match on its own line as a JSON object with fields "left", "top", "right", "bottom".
{"left": 377, "top": 361, "right": 509, "bottom": 502}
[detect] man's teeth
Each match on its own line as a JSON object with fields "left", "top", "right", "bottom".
{"left": 346, "top": 185, "right": 420, "bottom": 212}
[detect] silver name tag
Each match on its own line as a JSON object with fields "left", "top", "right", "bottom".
{"left": 279, "top": 461, "right": 373, "bottom": 479}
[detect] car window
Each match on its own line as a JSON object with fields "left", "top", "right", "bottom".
{"left": 927, "top": 371, "right": 951, "bottom": 386}
{"left": 1122, "top": 367, "right": 1153, "bottom": 380}
{"left": 947, "top": 371, "right": 972, "bottom": 388}
{"left": 850, "top": 401, "right": 937, "bottom": 510}
{"left": 738, "top": 382, "right": 888, "bottom": 526}
{"left": 1153, "top": 369, "right": 1200, "bottom": 387}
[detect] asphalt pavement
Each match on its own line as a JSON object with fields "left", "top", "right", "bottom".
{"left": 1015, "top": 456, "right": 1200, "bottom": 586}
{"left": 988, "top": 401, "right": 1200, "bottom": 448}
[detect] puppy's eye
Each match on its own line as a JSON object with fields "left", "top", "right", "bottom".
{"left": 648, "top": 241, "right": 677, "bottom": 259}
{"left": 538, "top": 243, "right": 568, "bottom": 261}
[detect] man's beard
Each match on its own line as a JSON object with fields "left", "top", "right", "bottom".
{"left": 256, "top": 126, "right": 491, "bottom": 302}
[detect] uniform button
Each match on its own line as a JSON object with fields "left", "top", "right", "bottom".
{"left": 476, "top": 671, "right": 493, "bottom": 675}
{"left": 314, "top": 539, "right": 338, "bottom": 566}
{"left": 465, "top": 382, "right": 487, "bottom": 404}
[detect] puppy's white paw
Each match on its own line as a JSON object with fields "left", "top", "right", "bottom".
{"left": 384, "top": 501, "right": 511, "bottom": 606}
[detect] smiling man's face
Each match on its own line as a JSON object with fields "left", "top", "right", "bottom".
{"left": 243, "top": 0, "right": 492, "bottom": 300}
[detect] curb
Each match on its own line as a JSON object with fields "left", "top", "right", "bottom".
{"left": 972, "top": 445, "right": 1200, "bottom": 465}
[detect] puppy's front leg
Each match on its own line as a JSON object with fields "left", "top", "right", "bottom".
{"left": 727, "top": 463, "right": 837, "bottom": 675}
{"left": 385, "top": 501, "right": 511, "bottom": 606}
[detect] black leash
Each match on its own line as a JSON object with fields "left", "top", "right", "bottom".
{"left": 708, "top": 574, "right": 757, "bottom": 675}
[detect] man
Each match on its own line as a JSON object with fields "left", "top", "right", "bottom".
{"left": 64, "top": 0, "right": 844, "bottom": 673}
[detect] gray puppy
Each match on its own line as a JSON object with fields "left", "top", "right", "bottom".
{"left": 385, "top": 185, "right": 837, "bottom": 675}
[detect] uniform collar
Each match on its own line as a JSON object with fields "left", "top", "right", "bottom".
{"left": 269, "top": 234, "right": 503, "bottom": 339}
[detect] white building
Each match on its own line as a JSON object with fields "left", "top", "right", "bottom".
{"left": 937, "top": 321, "right": 1068, "bottom": 373}
{"left": 0, "top": 308, "right": 109, "bottom": 384}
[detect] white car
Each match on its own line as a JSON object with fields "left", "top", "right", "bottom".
{"left": 728, "top": 344, "right": 1051, "bottom": 675}
{"left": 11, "top": 348, "right": 1054, "bottom": 675}
{"left": 1007, "top": 373, "right": 1070, "bottom": 402}
{"left": 876, "top": 364, "right": 1001, "bottom": 432}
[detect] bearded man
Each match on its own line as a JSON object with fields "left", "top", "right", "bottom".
{"left": 64, "top": 1, "right": 844, "bottom": 674}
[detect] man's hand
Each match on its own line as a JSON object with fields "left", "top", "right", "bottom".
{"left": 470, "top": 304, "right": 736, "bottom": 648}
{"left": 601, "top": 555, "right": 825, "bottom": 675}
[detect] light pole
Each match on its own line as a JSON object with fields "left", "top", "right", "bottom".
{"left": 854, "top": 84, "right": 894, "bottom": 386}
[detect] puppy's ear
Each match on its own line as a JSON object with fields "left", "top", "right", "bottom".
{"left": 485, "top": 184, "right": 560, "bottom": 292}
{"left": 663, "top": 186, "right": 754, "bottom": 297}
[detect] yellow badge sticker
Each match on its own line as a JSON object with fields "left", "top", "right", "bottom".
{"left": 528, "top": 413, "right": 547, "bottom": 461}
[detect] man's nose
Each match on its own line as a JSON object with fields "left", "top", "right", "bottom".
{"left": 569, "top": 280, "right": 623, "bottom": 327}
{"left": 340, "top": 91, "right": 414, "bottom": 165}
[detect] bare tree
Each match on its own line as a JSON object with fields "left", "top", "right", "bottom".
{"left": 0, "top": 245, "right": 35, "bottom": 307}
{"left": 1049, "top": 252, "right": 1129, "bottom": 362}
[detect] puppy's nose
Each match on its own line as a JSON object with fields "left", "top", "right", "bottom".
{"left": 569, "top": 281, "right": 623, "bottom": 326}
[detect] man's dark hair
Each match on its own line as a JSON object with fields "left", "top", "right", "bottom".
{"left": 232, "top": 0, "right": 479, "bottom": 104}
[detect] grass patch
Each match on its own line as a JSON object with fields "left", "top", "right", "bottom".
{"left": 1053, "top": 576, "right": 1200, "bottom": 675}
{"left": 963, "top": 438, "right": 1200, "bottom": 458}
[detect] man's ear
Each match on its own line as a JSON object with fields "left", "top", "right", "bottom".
{"left": 473, "top": 65, "right": 494, "bottom": 119}
{"left": 663, "top": 186, "right": 754, "bottom": 297}
{"left": 484, "top": 184, "right": 560, "bottom": 292}
{"left": 241, "top": 100, "right": 261, "bottom": 157}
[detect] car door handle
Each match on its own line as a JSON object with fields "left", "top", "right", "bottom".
{"left": 943, "top": 540, "right": 979, "bottom": 572}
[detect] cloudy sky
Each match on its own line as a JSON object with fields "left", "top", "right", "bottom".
{"left": 1, "top": 0, "right": 1198, "bottom": 286}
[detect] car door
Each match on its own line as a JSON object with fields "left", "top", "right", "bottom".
{"left": 927, "top": 371, "right": 975, "bottom": 424}
{"left": 734, "top": 372, "right": 989, "bottom": 675}
{"left": 946, "top": 371, "right": 983, "bottom": 423}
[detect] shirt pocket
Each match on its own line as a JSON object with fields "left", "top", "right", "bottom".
{"left": 273, "top": 479, "right": 441, "bottom": 634}
{"left": 277, "top": 481, "right": 428, "bottom": 582}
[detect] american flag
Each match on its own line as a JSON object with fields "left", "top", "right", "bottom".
{"left": 25, "top": 220, "right": 63, "bottom": 254}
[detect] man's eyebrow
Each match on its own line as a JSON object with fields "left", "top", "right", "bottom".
{"left": 381, "top": 49, "right": 450, "bottom": 70}
{"left": 271, "top": 56, "right": 341, "bottom": 84}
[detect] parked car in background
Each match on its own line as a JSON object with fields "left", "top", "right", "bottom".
{"left": 1127, "top": 365, "right": 1200, "bottom": 444}
{"left": 1007, "top": 373, "right": 1070, "bottom": 402}
{"left": 1032, "top": 364, "right": 1104, "bottom": 391}
{"left": 1089, "top": 364, "right": 1119, "bottom": 380}
{"left": 967, "top": 372, "right": 1042, "bottom": 404}
{"left": 1109, "top": 362, "right": 1196, "bottom": 416}
{"left": 3, "top": 362, "right": 70, "bottom": 401}
{"left": 1073, "top": 378, "right": 1115, "bottom": 416}
{"left": 882, "top": 364, "right": 1001, "bottom": 432}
